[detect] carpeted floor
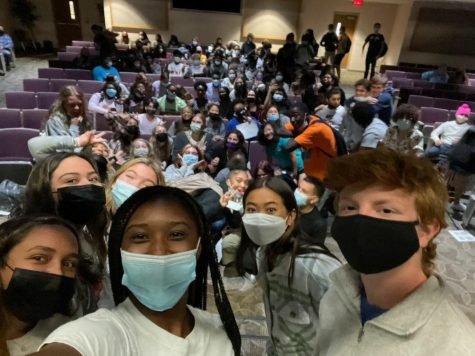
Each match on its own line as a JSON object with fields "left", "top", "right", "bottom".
{"left": 1, "top": 58, "right": 474, "bottom": 356}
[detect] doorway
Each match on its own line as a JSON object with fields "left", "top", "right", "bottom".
{"left": 333, "top": 13, "right": 359, "bottom": 68}
{"left": 52, "top": 0, "right": 82, "bottom": 49}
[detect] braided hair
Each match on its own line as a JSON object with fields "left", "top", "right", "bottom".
{"left": 108, "top": 185, "right": 241, "bottom": 355}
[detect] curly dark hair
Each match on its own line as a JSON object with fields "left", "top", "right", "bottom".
{"left": 392, "top": 103, "right": 420, "bottom": 124}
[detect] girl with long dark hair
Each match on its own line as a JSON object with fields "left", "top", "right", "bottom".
{"left": 236, "top": 177, "right": 340, "bottom": 355}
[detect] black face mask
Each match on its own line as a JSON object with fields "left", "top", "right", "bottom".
{"left": 56, "top": 185, "right": 106, "bottom": 225}
{"left": 209, "top": 113, "right": 221, "bottom": 121}
{"left": 125, "top": 125, "right": 140, "bottom": 138}
{"left": 0, "top": 31, "right": 5, "bottom": 36}
{"left": 134, "top": 91, "right": 145, "bottom": 101}
{"left": 3, "top": 267, "right": 75, "bottom": 323}
{"left": 331, "top": 214, "right": 420, "bottom": 274}
{"left": 156, "top": 133, "right": 168, "bottom": 142}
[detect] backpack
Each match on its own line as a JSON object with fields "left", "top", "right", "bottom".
{"left": 307, "top": 117, "right": 348, "bottom": 157}
{"left": 344, "top": 37, "right": 352, "bottom": 54}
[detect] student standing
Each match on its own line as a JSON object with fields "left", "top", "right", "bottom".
{"left": 363, "top": 23, "right": 386, "bottom": 80}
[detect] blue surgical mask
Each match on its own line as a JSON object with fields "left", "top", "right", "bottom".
{"left": 396, "top": 119, "right": 412, "bottom": 130}
{"left": 267, "top": 113, "right": 279, "bottom": 122}
{"left": 190, "top": 122, "right": 202, "bottom": 132}
{"left": 133, "top": 147, "right": 149, "bottom": 157}
{"left": 120, "top": 240, "right": 199, "bottom": 311}
{"left": 213, "top": 79, "right": 221, "bottom": 87}
{"left": 105, "top": 88, "right": 117, "bottom": 98}
{"left": 294, "top": 189, "right": 309, "bottom": 207}
{"left": 112, "top": 179, "right": 139, "bottom": 208}
{"left": 273, "top": 93, "right": 284, "bottom": 102}
{"left": 276, "top": 75, "right": 284, "bottom": 82}
{"left": 229, "top": 74, "right": 236, "bottom": 80}
{"left": 182, "top": 153, "right": 198, "bottom": 166}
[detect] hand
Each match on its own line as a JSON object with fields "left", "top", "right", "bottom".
{"left": 368, "top": 97, "right": 378, "bottom": 105}
{"left": 71, "top": 116, "right": 83, "bottom": 126}
{"left": 212, "top": 135, "right": 224, "bottom": 142}
{"left": 219, "top": 192, "right": 233, "bottom": 208}
{"left": 161, "top": 161, "right": 167, "bottom": 170}
{"left": 433, "top": 138, "right": 442, "bottom": 146}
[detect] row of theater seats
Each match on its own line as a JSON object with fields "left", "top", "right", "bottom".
{"left": 399, "top": 86, "right": 475, "bottom": 104}
{"left": 408, "top": 95, "right": 475, "bottom": 112}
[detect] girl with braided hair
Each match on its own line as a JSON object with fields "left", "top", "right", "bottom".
{"left": 34, "top": 185, "right": 241, "bottom": 356}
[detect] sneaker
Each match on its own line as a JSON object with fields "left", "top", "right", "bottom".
{"left": 451, "top": 203, "right": 467, "bottom": 212}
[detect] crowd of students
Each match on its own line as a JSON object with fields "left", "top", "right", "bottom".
{"left": 0, "top": 27, "right": 475, "bottom": 356}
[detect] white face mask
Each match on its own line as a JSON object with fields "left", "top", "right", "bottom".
{"left": 242, "top": 213, "right": 288, "bottom": 246}
{"left": 456, "top": 114, "right": 469, "bottom": 124}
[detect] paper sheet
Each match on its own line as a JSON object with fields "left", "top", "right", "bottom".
{"left": 449, "top": 230, "right": 475, "bottom": 242}
{"left": 236, "top": 120, "right": 259, "bottom": 140}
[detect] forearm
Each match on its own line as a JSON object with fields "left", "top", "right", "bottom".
{"left": 28, "top": 135, "right": 77, "bottom": 161}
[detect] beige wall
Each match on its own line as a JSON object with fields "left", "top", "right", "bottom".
{"left": 299, "top": 0, "right": 403, "bottom": 71}
{"left": 399, "top": 1, "right": 475, "bottom": 68}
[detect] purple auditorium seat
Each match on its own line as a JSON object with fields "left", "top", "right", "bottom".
{"left": 0, "top": 161, "right": 34, "bottom": 185}
{"left": 72, "top": 41, "right": 94, "bottom": 47}
{"left": 456, "top": 85, "right": 475, "bottom": 95}
{"left": 22, "top": 109, "right": 48, "bottom": 130}
{"left": 0, "top": 128, "right": 39, "bottom": 160}
{"left": 37, "top": 92, "right": 59, "bottom": 110}
{"left": 199, "top": 77, "right": 212, "bottom": 84}
{"left": 58, "top": 52, "right": 78, "bottom": 62}
{"left": 392, "top": 78, "right": 413, "bottom": 89}
{"left": 406, "top": 72, "right": 421, "bottom": 80}
{"left": 411, "top": 79, "right": 434, "bottom": 89}
{"left": 420, "top": 107, "right": 449, "bottom": 124}
{"left": 0, "top": 109, "right": 22, "bottom": 128}
{"left": 399, "top": 87, "right": 423, "bottom": 104}
{"left": 147, "top": 74, "right": 161, "bottom": 82}
{"left": 184, "top": 86, "right": 197, "bottom": 97}
{"left": 93, "top": 113, "right": 112, "bottom": 131}
{"left": 65, "top": 69, "right": 93, "bottom": 80}
{"left": 5, "top": 92, "right": 37, "bottom": 109}
{"left": 408, "top": 95, "right": 434, "bottom": 108}
{"left": 170, "top": 77, "right": 195, "bottom": 86}
{"left": 77, "top": 80, "right": 103, "bottom": 94}
{"left": 162, "top": 116, "right": 180, "bottom": 130}
{"left": 97, "top": 131, "right": 114, "bottom": 141}
{"left": 50, "top": 79, "right": 77, "bottom": 92}
{"left": 385, "top": 70, "right": 407, "bottom": 80}
{"left": 433, "top": 98, "right": 462, "bottom": 111}
{"left": 23, "top": 78, "right": 50, "bottom": 92}
{"left": 469, "top": 79, "right": 475, "bottom": 87}
{"left": 119, "top": 72, "right": 138, "bottom": 84}
{"left": 249, "top": 142, "right": 267, "bottom": 173}
{"left": 65, "top": 46, "right": 83, "bottom": 53}
{"left": 38, "top": 68, "right": 66, "bottom": 79}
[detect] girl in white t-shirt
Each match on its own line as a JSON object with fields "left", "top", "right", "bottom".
{"left": 34, "top": 186, "right": 241, "bottom": 356}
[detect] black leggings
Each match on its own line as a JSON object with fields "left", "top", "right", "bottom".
{"left": 364, "top": 54, "right": 378, "bottom": 79}
{"left": 334, "top": 53, "right": 345, "bottom": 66}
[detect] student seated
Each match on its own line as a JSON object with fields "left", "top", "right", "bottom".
{"left": 156, "top": 84, "right": 187, "bottom": 115}
{"left": 352, "top": 102, "right": 388, "bottom": 150}
{"left": 368, "top": 74, "right": 392, "bottom": 126}
{"left": 317, "top": 148, "right": 475, "bottom": 355}
{"left": 92, "top": 58, "right": 121, "bottom": 82}
{"left": 295, "top": 175, "right": 327, "bottom": 244}
{"left": 425, "top": 103, "right": 472, "bottom": 162}
{"left": 421, "top": 64, "right": 449, "bottom": 84}
{"left": 315, "top": 87, "right": 346, "bottom": 132}
{"left": 88, "top": 76, "right": 123, "bottom": 115}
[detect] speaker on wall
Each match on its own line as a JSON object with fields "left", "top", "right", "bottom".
{"left": 172, "top": 0, "right": 241, "bottom": 14}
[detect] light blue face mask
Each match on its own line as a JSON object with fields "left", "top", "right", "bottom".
{"left": 273, "top": 94, "right": 284, "bottom": 102}
{"left": 267, "top": 113, "right": 280, "bottom": 122}
{"left": 294, "top": 189, "right": 309, "bottom": 207}
{"left": 120, "top": 240, "right": 199, "bottom": 311}
{"left": 112, "top": 179, "right": 139, "bottom": 208}
{"left": 105, "top": 88, "right": 117, "bottom": 98}
{"left": 182, "top": 153, "right": 199, "bottom": 166}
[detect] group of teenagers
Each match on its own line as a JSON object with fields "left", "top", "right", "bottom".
{"left": 1, "top": 28, "right": 475, "bottom": 356}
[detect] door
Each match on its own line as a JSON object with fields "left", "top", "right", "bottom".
{"left": 333, "top": 13, "right": 359, "bottom": 68}
{"left": 52, "top": 0, "right": 82, "bottom": 49}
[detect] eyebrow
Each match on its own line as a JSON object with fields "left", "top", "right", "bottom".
{"left": 125, "top": 220, "right": 192, "bottom": 232}
{"left": 27, "top": 246, "right": 56, "bottom": 252}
